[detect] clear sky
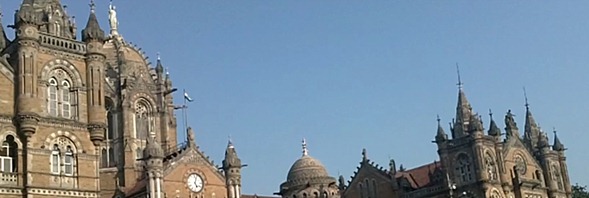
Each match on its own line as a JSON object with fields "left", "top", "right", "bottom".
{"left": 2, "top": 0, "right": 589, "bottom": 195}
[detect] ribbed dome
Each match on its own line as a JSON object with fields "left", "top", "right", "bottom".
{"left": 286, "top": 155, "right": 329, "bottom": 181}
{"left": 143, "top": 137, "right": 164, "bottom": 159}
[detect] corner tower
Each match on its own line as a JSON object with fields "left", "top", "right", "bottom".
{"left": 223, "top": 138, "right": 244, "bottom": 198}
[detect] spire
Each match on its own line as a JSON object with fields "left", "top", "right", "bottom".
{"left": 537, "top": 131, "right": 549, "bottom": 149}
{"left": 223, "top": 136, "right": 241, "bottom": 168}
{"left": 453, "top": 64, "right": 474, "bottom": 139}
{"left": 523, "top": 88, "right": 540, "bottom": 148}
{"left": 552, "top": 129, "right": 565, "bottom": 151}
{"left": 82, "top": 0, "right": 105, "bottom": 42}
{"left": 487, "top": 109, "right": 501, "bottom": 137}
{"left": 302, "top": 138, "right": 308, "bottom": 156}
{"left": 362, "top": 148, "right": 367, "bottom": 162}
{"left": 155, "top": 52, "right": 164, "bottom": 74}
{"left": 435, "top": 115, "right": 448, "bottom": 142}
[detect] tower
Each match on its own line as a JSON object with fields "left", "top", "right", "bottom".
{"left": 143, "top": 136, "right": 165, "bottom": 198}
{"left": 82, "top": 0, "right": 108, "bottom": 149}
{"left": 223, "top": 138, "right": 243, "bottom": 198}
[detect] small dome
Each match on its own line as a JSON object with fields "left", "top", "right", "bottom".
{"left": 143, "top": 138, "right": 164, "bottom": 159}
{"left": 286, "top": 155, "right": 329, "bottom": 181}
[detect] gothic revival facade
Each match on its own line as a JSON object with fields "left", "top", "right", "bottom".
{"left": 0, "top": 1, "right": 247, "bottom": 198}
{"left": 339, "top": 86, "right": 572, "bottom": 198}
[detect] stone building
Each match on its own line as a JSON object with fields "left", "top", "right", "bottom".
{"left": 339, "top": 85, "right": 572, "bottom": 198}
{"left": 0, "top": 1, "right": 253, "bottom": 197}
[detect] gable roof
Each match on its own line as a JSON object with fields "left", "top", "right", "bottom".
{"left": 395, "top": 161, "right": 442, "bottom": 189}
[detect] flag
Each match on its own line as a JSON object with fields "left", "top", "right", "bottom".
{"left": 184, "top": 91, "right": 194, "bottom": 102}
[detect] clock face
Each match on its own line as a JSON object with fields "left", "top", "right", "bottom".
{"left": 187, "top": 173, "right": 204, "bottom": 193}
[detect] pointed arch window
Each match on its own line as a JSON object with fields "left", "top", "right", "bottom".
{"left": 0, "top": 135, "right": 17, "bottom": 173}
{"left": 134, "top": 101, "right": 152, "bottom": 140}
{"left": 100, "top": 148, "right": 108, "bottom": 168}
{"left": 456, "top": 154, "right": 473, "bottom": 184}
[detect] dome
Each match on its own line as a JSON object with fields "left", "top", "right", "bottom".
{"left": 286, "top": 155, "right": 330, "bottom": 181}
{"left": 143, "top": 137, "right": 164, "bottom": 159}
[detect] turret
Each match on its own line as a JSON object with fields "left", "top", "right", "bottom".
{"left": 15, "top": 0, "right": 43, "bottom": 138}
{"left": 435, "top": 116, "right": 448, "bottom": 144}
{"left": 487, "top": 110, "right": 501, "bottom": 139}
{"left": 83, "top": 0, "right": 107, "bottom": 146}
{"left": 143, "top": 136, "right": 165, "bottom": 198}
{"left": 451, "top": 66, "right": 475, "bottom": 139}
{"left": 552, "top": 131, "right": 565, "bottom": 152}
{"left": 223, "top": 138, "right": 244, "bottom": 198}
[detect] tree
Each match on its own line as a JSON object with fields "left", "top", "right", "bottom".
{"left": 573, "top": 184, "right": 589, "bottom": 198}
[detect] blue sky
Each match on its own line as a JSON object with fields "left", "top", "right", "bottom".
{"left": 3, "top": 0, "right": 589, "bottom": 195}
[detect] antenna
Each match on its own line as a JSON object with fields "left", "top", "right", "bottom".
{"left": 456, "top": 63, "right": 463, "bottom": 89}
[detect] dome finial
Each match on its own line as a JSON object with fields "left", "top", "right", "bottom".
{"left": 89, "top": 0, "right": 96, "bottom": 13}
{"left": 302, "top": 138, "right": 308, "bottom": 156}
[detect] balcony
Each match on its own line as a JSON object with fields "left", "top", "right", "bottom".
{"left": 0, "top": 172, "right": 18, "bottom": 185}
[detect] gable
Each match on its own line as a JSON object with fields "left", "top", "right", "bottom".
{"left": 344, "top": 161, "right": 394, "bottom": 198}
{"left": 502, "top": 137, "right": 543, "bottom": 179}
{"left": 164, "top": 147, "right": 226, "bottom": 183}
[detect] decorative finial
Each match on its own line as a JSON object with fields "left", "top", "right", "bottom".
{"left": 489, "top": 109, "right": 493, "bottom": 118}
{"left": 553, "top": 127, "right": 557, "bottom": 135}
{"left": 302, "top": 138, "right": 308, "bottom": 156}
{"left": 436, "top": 114, "right": 441, "bottom": 124}
{"left": 456, "top": 63, "right": 463, "bottom": 89}
{"left": 157, "top": 52, "right": 161, "bottom": 60}
{"left": 165, "top": 67, "right": 170, "bottom": 75}
{"left": 362, "top": 148, "right": 367, "bottom": 161}
{"left": 89, "top": 0, "right": 96, "bottom": 13}
{"left": 228, "top": 135, "right": 234, "bottom": 148}
{"left": 523, "top": 87, "right": 530, "bottom": 109}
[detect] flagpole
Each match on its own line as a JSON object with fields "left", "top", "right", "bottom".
{"left": 182, "top": 89, "right": 188, "bottom": 141}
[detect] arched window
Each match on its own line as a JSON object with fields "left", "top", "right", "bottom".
{"left": 61, "top": 80, "right": 71, "bottom": 118}
{"left": 47, "top": 69, "right": 76, "bottom": 119}
{"left": 484, "top": 152, "right": 498, "bottom": 181}
{"left": 48, "top": 78, "right": 58, "bottom": 116}
{"left": 51, "top": 144, "right": 60, "bottom": 174}
{"left": 134, "top": 101, "right": 151, "bottom": 140}
{"left": 371, "top": 179, "right": 377, "bottom": 198}
{"left": 54, "top": 21, "right": 61, "bottom": 36}
{"left": 358, "top": 183, "right": 364, "bottom": 198}
{"left": 456, "top": 154, "right": 473, "bottom": 184}
{"left": 64, "top": 146, "right": 74, "bottom": 175}
{"left": 49, "top": 137, "right": 77, "bottom": 176}
{"left": 0, "top": 135, "right": 17, "bottom": 173}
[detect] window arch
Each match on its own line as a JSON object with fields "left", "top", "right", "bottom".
{"left": 514, "top": 155, "right": 527, "bottom": 175}
{"left": 46, "top": 68, "right": 76, "bottom": 119}
{"left": 134, "top": 100, "right": 153, "bottom": 140}
{"left": 0, "top": 135, "right": 17, "bottom": 173}
{"left": 49, "top": 137, "right": 77, "bottom": 176}
{"left": 105, "top": 98, "right": 115, "bottom": 141}
{"left": 455, "top": 154, "right": 473, "bottom": 184}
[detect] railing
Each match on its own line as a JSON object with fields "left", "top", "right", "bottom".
{"left": 163, "top": 141, "right": 188, "bottom": 157}
{"left": 0, "top": 172, "right": 18, "bottom": 185}
{"left": 39, "top": 34, "right": 87, "bottom": 54}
